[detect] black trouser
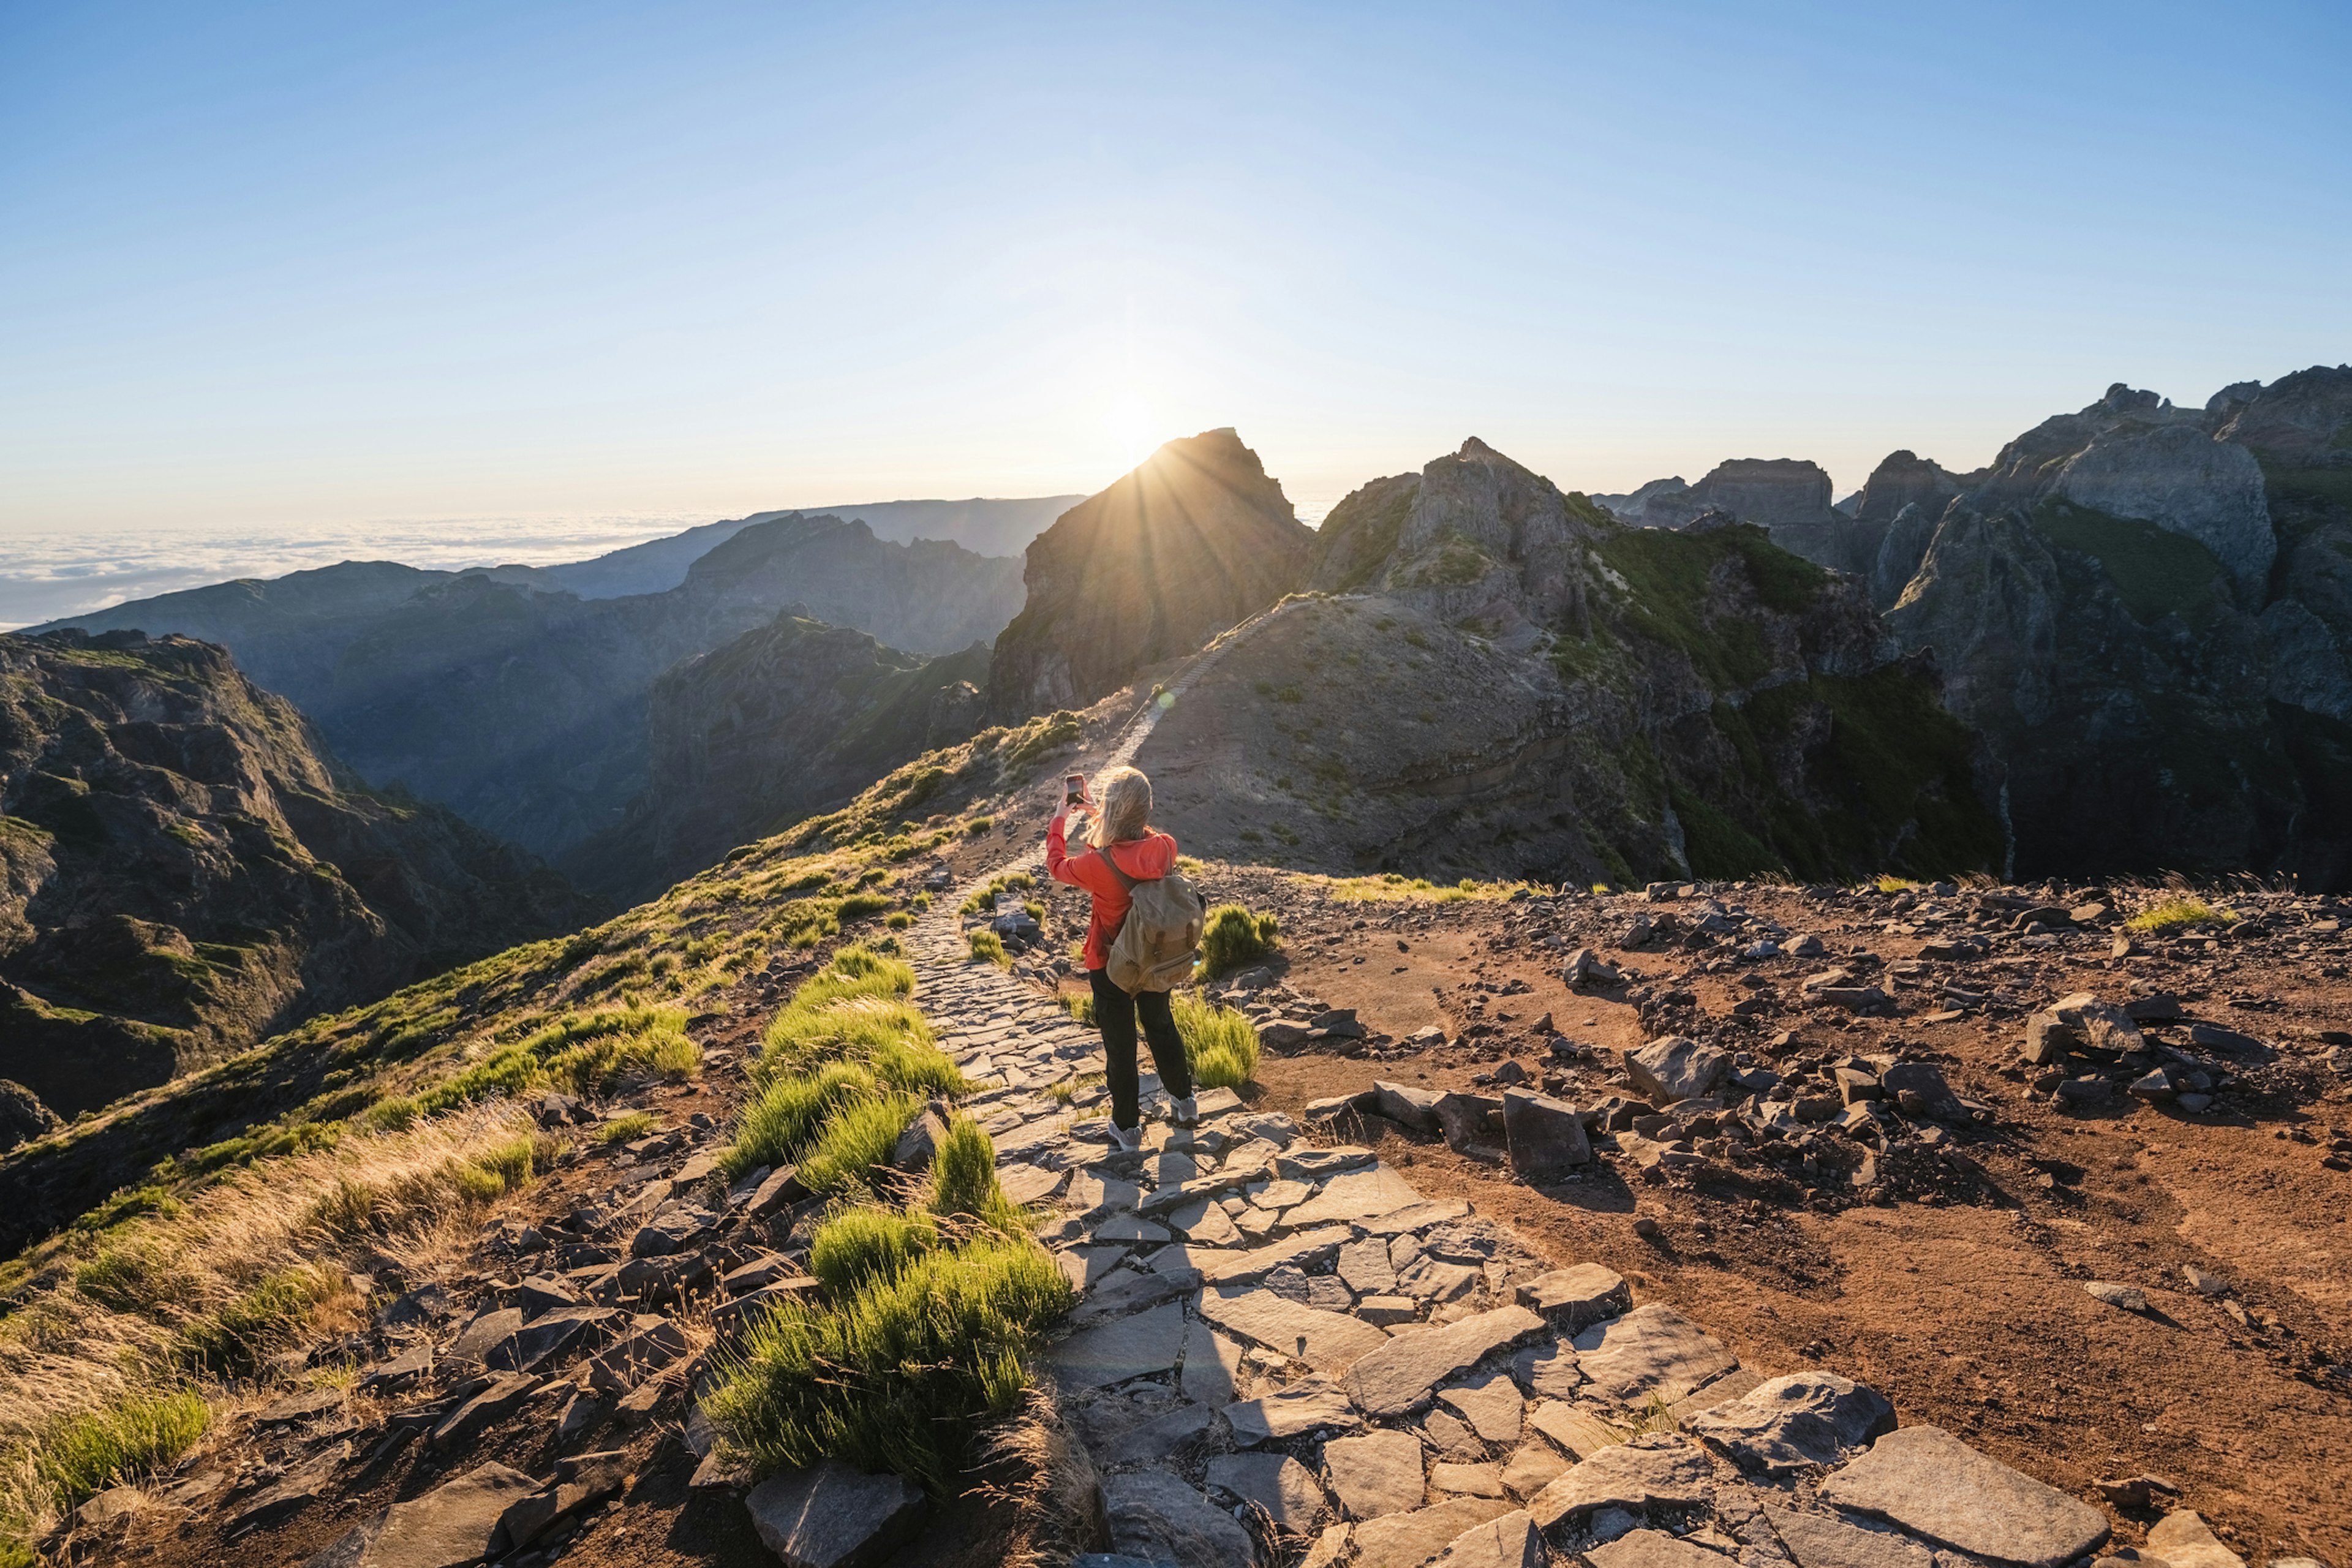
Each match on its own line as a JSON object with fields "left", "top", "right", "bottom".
{"left": 1088, "top": 968, "right": 1193, "bottom": 1130}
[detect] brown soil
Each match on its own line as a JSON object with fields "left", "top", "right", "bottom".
{"left": 1208, "top": 870, "right": 2352, "bottom": 1566}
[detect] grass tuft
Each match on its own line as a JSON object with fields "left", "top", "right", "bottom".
{"left": 2127, "top": 897, "right": 2234, "bottom": 934}
{"left": 1173, "top": 992, "right": 1258, "bottom": 1089}
{"left": 1197, "top": 904, "right": 1280, "bottom": 978}
{"left": 31, "top": 1387, "right": 210, "bottom": 1513}
{"left": 597, "top": 1109, "right": 659, "bottom": 1144}
{"left": 968, "top": 930, "right": 1009, "bottom": 968}
{"left": 809, "top": 1207, "right": 938, "bottom": 1296}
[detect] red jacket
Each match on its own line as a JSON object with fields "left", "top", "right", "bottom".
{"left": 1047, "top": 813, "right": 1179, "bottom": 971}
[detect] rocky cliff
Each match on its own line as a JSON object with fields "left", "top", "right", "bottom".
{"left": 1595, "top": 458, "right": 1872, "bottom": 574}
{"left": 1878, "top": 368, "right": 2352, "bottom": 884}
{"left": 0, "top": 630, "right": 597, "bottom": 1124}
{"left": 989, "top": 429, "right": 1314, "bottom": 718}
{"left": 563, "top": 614, "right": 992, "bottom": 900}
{"left": 1141, "top": 439, "right": 2000, "bottom": 886}
{"left": 50, "top": 516, "right": 1024, "bottom": 859}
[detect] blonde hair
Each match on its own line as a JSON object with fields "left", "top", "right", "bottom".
{"left": 1084, "top": 764, "right": 1154, "bottom": 848}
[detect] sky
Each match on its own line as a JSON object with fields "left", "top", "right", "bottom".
{"left": 2, "top": 0, "right": 2348, "bottom": 568}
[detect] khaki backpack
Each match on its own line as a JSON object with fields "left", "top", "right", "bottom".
{"left": 1095, "top": 844, "right": 1205, "bottom": 994}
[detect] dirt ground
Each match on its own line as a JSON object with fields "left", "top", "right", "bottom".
{"left": 1194, "top": 868, "right": 2352, "bottom": 1566}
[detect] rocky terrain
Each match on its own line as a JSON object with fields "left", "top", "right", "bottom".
{"left": 44, "top": 515, "right": 1023, "bottom": 861}
{"left": 564, "top": 616, "right": 992, "bottom": 902}
{"left": 11, "top": 670, "right": 2342, "bottom": 1568}
{"left": 1134, "top": 440, "right": 1999, "bottom": 887}
{"left": 1602, "top": 366, "right": 2352, "bottom": 887}
{"left": 989, "top": 429, "right": 1316, "bottom": 720}
{"left": 0, "top": 628, "right": 597, "bottom": 1127}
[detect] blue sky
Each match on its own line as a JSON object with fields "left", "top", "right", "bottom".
{"left": 2, "top": 0, "right": 2346, "bottom": 535}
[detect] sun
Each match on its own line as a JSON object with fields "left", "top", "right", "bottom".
{"left": 1105, "top": 396, "right": 1161, "bottom": 469}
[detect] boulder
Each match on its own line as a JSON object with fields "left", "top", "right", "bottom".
{"left": 2053, "top": 992, "right": 2145, "bottom": 1055}
{"left": 303, "top": 1463, "right": 541, "bottom": 1568}
{"left": 1680, "top": 1371, "right": 1895, "bottom": 1474}
{"left": 1624, "top": 1038, "right": 1730, "bottom": 1103}
{"left": 1879, "top": 1063, "right": 1966, "bottom": 1123}
{"left": 1433, "top": 1091, "right": 1506, "bottom": 1156}
{"left": 1818, "top": 1425, "right": 2110, "bottom": 1568}
{"left": 744, "top": 1460, "right": 927, "bottom": 1568}
{"left": 1501, "top": 1090, "right": 1591, "bottom": 1177}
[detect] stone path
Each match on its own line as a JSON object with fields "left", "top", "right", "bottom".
{"left": 884, "top": 663, "right": 2148, "bottom": 1568}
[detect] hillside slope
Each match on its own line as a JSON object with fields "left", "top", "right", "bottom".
{"left": 562, "top": 615, "right": 993, "bottom": 901}
{"left": 0, "top": 630, "right": 597, "bottom": 1125}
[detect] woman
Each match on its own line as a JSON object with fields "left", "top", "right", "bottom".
{"left": 1047, "top": 763, "right": 1196, "bottom": 1152}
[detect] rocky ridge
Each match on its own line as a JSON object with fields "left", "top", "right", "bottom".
{"left": 989, "top": 428, "right": 1316, "bottom": 720}
{"left": 1135, "top": 440, "right": 1999, "bottom": 887}
{"left": 0, "top": 628, "right": 597, "bottom": 1125}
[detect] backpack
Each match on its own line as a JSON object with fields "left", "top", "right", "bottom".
{"left": 1095, "top": 844, "right": 1205, "bottom": 995}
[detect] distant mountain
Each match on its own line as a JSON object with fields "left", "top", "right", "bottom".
{"left": 564, "top": 616, "right": 991, "bottom": 900}
{"left": 1600, "top": 365, "right": 2352, "bottom": 884}
{"left": 0, "top": 628, "right": 598, "bottom": 1126}
{"left": 539, "top": 496, "right": 1083, "bottom": 600}
{"left": 990, "top": 429, "right": 1314, "bottom": 719}
{"left": 45, "top": 514, "right": 1023, "bottom": 859}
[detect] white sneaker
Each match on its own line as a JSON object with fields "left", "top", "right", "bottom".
{"left": 1170, "top": 1095, "right": 1199, "bottom": 1129}
{"left": 1107, "top": 1121, "right": 1143, "bottom": 1153}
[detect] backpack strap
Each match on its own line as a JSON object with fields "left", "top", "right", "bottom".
{"left": 1093, "top": 844, "right": 1140, "bottom": 891}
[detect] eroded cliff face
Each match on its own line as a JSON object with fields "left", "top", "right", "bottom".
{"left": 1882, "top": 368, "right": 2352, "bottom": 884}
{"left": 563, "top": 615, "right": 991, "bottom": 901}
{"left": 1145, "top": 440, "right": 1999, "bottom": 887}
{"left": 0, "top": 631, "right": 597, "bottom": 1121}
{"left": 988, "top": 428, "right": 1314, "bottom": 718}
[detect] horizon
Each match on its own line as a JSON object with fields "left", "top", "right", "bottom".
{"left": 4, "top": 2, "right": 2346, "bottom": 547}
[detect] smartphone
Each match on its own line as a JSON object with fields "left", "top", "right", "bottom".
{"left": 1065, "top": 772, "right": 1087, "bottom": 805}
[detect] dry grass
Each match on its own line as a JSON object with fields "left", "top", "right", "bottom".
{"left": 1301, "top": 871, "right": 1535, "bottom": 903}
{"left": 0, "top": 1108, "right": 547, "bottom": 1556}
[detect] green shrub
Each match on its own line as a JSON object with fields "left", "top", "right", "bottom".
{"left": 965, "top": 816, "right": 993, "bottom": 835}
{"left": 809, "top": 1207, "right": 938, "bottom": 1295}
{"left": 837, "top": 892, "right": 893, "bottom": 921}
{"left": 796, "top": 1091, "right": 919, "bottom": 1196}
{"left": 31, "top": 1387, "right": 210, "bottom": 1513}
{"left": 597, "top": 1109, "right": 658, "bottom": 1144}
{"left": 927, "top": 1117, "right": 1005, "bottom": 1221}
{"left": 704, "top": 1232, "right": 1074, "bottom": 1494}
{"left": 886, "top": 912, "right": 913, "bottom": 930}
{"left": 968, "top": 930, "right": 1008, "bottom": 968}
{"left": 1173, "top": 992, "right": 1259, "bottom": 1089}
{"left": 1197, "top": 903, "right": 1280, "bottom": 978}
{"left": 726, "top": 1062, "right": 883, "bottom": 1177}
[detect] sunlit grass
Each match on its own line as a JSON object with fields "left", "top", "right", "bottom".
{"left": 2127, "top": 897, "right": 2235, "bottom": 934}
{"left": 1173, "top": 992, "right": 1258, "bottom": 1090}
{"left": 1305, "top": 871, "right": 1533, "bottom": 903}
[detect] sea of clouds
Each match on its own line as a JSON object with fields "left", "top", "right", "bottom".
{"left": 0, "top": 515, "right": 707, "bottom": 630}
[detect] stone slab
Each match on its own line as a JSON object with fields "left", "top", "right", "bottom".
{"left": 1681, "top": 1371, "right": 1894, "bottom": 1475}
{"left": 1047, "top": 1300, "right": 1187, "bottom": 1390}
{"left": 1281, "top": 1166, "right": 1426, "bottom": 1229}
{"left": 1431, "top": 1509, "right": 1542, "bottom": 1568}
{"left": 1439, "top": 1373, "right": 1525, "bottom": 1445}
{"left": 1198, "top": 1286, "right": 1391, "bottom": 1374}
{"left": 1817, "top": 1426, "right": 2111, "bottom": 1568}
{"left": 1179, "top": 1319, "right": 1243, "bottom": 1406}
{"left": 1205, "top": 1452, "right": 1325, "bottom": 1536}
{"left": 1346, "top": 1306, "right": 1546, "bottom": 1419}
{"left": 1586, "top": 1528, "right": 1739, "bottom": 1568}
{"left": 303, "top": 1463, "right": 540, "bottom": 1568}
{"left": 1570, "top": 1304, "right": 1738, "bottom": 1405}
{"left": 1227, "top": 1380, "right": 1362, "bottom": 1445}
{"left": 1350, "top": 1499, "right": 1517, "bottom": 1568}
{"left": 1525, "top": 1399, "right": 1621, "bottom": 1461}
{"left": 1763, "top": 1502, "right": 1936, "bottom": 1568}
{"left": 1514, "top": 1265, "right": 1630, "bottom": 1333}
{"left": 1322, "top": 1430, "right": 1426, "bottom": 1521}
{"left": 1199, "top": 1225, "right": 1356, "bottom": 1284}
{"left": 1105, "top": 1469, "right": 1261, "bottom": 1568}
{"left": 1525, "top": 1438, "right": 1713, "bottom": 1530}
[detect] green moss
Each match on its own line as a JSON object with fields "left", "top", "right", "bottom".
{"left": 1597, "top": 524, "right": 1820, "bottom": 688}
{"left": 2032, "top": 499, "right": 2230, "bottom": 624}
